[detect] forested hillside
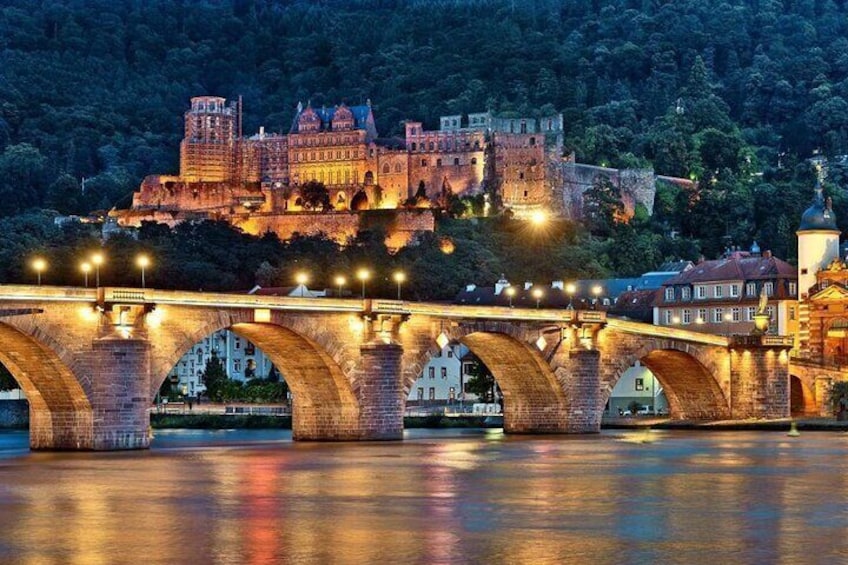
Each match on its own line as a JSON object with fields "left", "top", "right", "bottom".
{"left": 1, "top": 0, "right": 847, "bottom": 264}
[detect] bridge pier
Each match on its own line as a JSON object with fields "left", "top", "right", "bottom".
{"left": 88, "top": 338, "right": 152, "bottom": 450}
{"left": 565, "top": 347, "right": 603, "bottom": 433}
{"left": 356, "top": 341, "right": 404, "bottom": 440}
{"left": 730, "top": 338, "right": 791, "bottom": 419}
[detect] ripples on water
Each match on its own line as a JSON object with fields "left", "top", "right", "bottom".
{"left": 0, "top": 428, "right": 847, "bottom": 564}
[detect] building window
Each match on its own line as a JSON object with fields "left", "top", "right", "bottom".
{"left": 417, "top": 388, "right": 424, "bottom": 401}
{"left": 530, "top": 137, "right": 536, "bottom": 146}
{"left": 664, "top": 310, "right": 672, "bottom": 325}
{"left": 436, "top": 158, "right": 442, "bottom": 167}
{"left": 789, "top": 306, "right": 796, "bottom": 320}
{"left": 696, "top": 286, "right": 706, "bottom": 299}
{"left": 682, "top": 287, "right": 691, "bottom": 300}
{"left": 713, "top": 308, "right": 723, "bottom": 323}
{"left": 447, "top": 350, "right": 453, "bottom": 358}
{"left": 730, "top": 284, "right": 739, "bottom": 297}
{"left": 714, "top": 286, "right": 723, "bottom": 298}
{"left": 440, "top": 368, "right": 447, "bottom": 378}
{"left": 746, "top": 282, "right": 757, "bottom": 296}
{"left": 429, "top": 367, "right": 435, "bottom": 379}
{"left": 471, "top": 157, "right": 477, "bottom": 165}
{"left": 429, "top": 388, "right": 435, "bottom": 401}
{"left": 449, "top": 387, "right": 456, "bottom": 402}
{"left": 382, "top": 164, "right": 390, "bottom": 174}
{"left": 665, "top": 287, "right": 674, "bottom": 301}
{"left": 746, "top": 306, "right": 756, "bottom": 321}
{"left": 635, "top": 378, "right": 644, "bottom": 391}
{"left": 454, "top": 157, "right": 460, "bottom": 166}
{"left": 732, "top": 307, "right": 741, "bottom": 322}
{"left": 697, "top": 308, "right": 707, "bottom": 323}
{"left": 682, "top": 309, "right": 691, "bottom": 324}
{"left": 421, "top": 159, "right": 427, "bottom": 167}
{"left": 789, "top": 282, "right": 797, "bottom": 296}
{"left": 764, "top": 282, "right": 774, "bottom": 296}
{"left": 234, "top": 359, "right": 241, "bottom": 373}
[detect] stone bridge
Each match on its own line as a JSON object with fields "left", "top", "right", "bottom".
{"left": 0, "top": 285, "right": 792, "bottom": 450}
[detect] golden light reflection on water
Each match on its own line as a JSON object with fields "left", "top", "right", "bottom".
{"left": 0, "top": 431, "right": 848, "bottom": 563}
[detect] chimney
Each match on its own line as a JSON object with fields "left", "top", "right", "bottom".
{"left": 524, "top": 281, "right": 533, "bottom": 290}
{"left": 259, "top": 126, "right": 265, "bottom": 139}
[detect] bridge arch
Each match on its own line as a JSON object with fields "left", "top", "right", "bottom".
{"left": 790, "top": 374, "right": 818, "bottom": 416}
{"left": 0, "top": 321, "right": 93, "bottom": 449}
{"left": 601, "top": 337, "right": 730, "bottom": 420}
{"left": 403, "top": 321, "right": 568, "bottom": 433}
{"left": 148, "top": 308, "right": 362, "bottom": 440}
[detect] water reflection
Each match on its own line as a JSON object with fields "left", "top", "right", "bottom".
{"left": 0, "top": 430, "right": 847, "bottom": 563}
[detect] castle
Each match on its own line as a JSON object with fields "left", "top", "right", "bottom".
{"left": 120, "top": 96, "right": 683, "bottom": 245}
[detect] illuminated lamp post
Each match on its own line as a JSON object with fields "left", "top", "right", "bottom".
{"left": 32, "top": 258, "right": 46, "bottom": 286}
{"left": 80, "top": 262, "right": 92, "bottom": 288}
{"left": 357, "top": 268, "right": 370, "bottom": 299}
{"left": 393, "top": 271, "right": 406, "bottom": 300}
{"left": 334, "top": 275, "right": 347, "bottom": 298}
{"left": 295, "top": 272, "right": 309, "bottom": 297}
{"left": 91, "top": 252, "right": 104, "bottom": 287}
{"left": 565, "top": 282, "right": 577, "bottom": 310}
{"left": 532, "top": 287, "right": 544, "bottom": 309}
{"left": 591, "top": 284, "right": 603, "bottom": 309}
{"left": 505, "top": 286, "right": 516, "bottom": 308}
{"left": 136, "top": 254, "right": 151, "bottom": 289}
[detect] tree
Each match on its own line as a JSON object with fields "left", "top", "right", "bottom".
{"left": 299, "top": 181, "right": 331, "bottom": 211}
{"left": 463, "top": 356, "right": 497, "bottom": 402}
{"left": 583, "top": 176, "right": 625, "bottom": 237}
{"left": 201, "top": 353, "right": 228, "bottom": 402}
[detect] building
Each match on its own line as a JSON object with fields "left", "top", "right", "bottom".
{"left": 406, "top": 342, "right": 480, "bottom": 407}
{"left": 653, "top": 248, "right": 798, "bottom": 336}
{"left": 170, "top": 329, "right": 276, "bottom": 396}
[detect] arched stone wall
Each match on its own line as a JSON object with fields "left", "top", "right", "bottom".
{"left": 597, "top": 333, "right": 731, "bottom": 420}
{"left": 0, "top": 322, "right": 93, "bottom": 449}
{"left": 790, "top": 375, "right": 818, "bottom": 416}
{"left": 146, "top": 307, "right": 364, "bottom": 440}
{"left": 400, "top": 319, "right": 569, "bottom": 433}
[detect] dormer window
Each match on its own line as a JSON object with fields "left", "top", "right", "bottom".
{"left": 664, "top": 288, "right": 674, "bottom": 301}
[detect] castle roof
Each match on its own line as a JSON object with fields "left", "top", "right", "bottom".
{"left": 289, "top": 102, "right": 377, "bottom": 139}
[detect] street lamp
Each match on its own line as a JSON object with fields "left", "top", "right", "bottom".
{"left": 565, "top": 282, "right": 577, "bottom": 310}
{"left": 91, "top": 252, "right": 104, "bottom": 287}
{"left": 532, "top": 287, "right": 544, "bottom": 308}
{"left": 295, "top": 272, "right": 309, "bottom": 297}
{"left": 32, "top": 258, "right": 46, "bottom": 286}
{"left": 357, "top": 268, "right": 370, "bottom": 298}
{"left": 592, "top": 284, "right": 602, "bottom": 309}
{"left": 505, "top": 286, "right": 516, "bottom": 307}
{"left": 136, "top": 254, "right": 150, "bottom": 288}
{"left": 80, "top": 262, "right": 92, "bottom": 288}
{"left": 723, "top": 312, "right": 733, "bottom": 336}
{"left": 393, "top": 271, "right": 406, "bottom": 300}
{"left": 334, "top": 275, "right": 346, "bottom": 298}
{"left": 530, "top": 209, "right": 548, "bottom": 226}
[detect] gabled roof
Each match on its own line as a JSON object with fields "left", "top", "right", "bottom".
{"left": 662, "top": 255, "right": 796, "bottom": 285}
{"left": 289, "top": 103, "right": 377, "bottom": 139}
{"left": 808, "top": 283, "right": 848, "bottom": 302}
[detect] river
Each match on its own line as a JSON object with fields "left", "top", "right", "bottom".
{"left": 0, "top": 428, "right": 846, "bottom": 564}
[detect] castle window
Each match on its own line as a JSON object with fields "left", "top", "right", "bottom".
{"left": 519, "top": 172, "right": 525, "bottom": 180}
{"left": 422, "top": 159, "right": 428, "bottom": 167}
{"left": 395, "top": 163, "right": 402, "bottom": 173}
{"left": 521, "top": 122, "right": 527, "bottom": 134}
{"left": 523, "top": 190, "right": 528, "bottom": 198}
{"left": 454, "top": 158, "right": 460, "bottom": 166}
{"left": 436, "top": 158, "right": 442, "bottom": 167}
{"left": 383, "top": 164, "right": 391, "bottom": 174}
{"left": 471, "top": 158, "right": 477, "bottom": 165}
{"left": 530, "top": 137, "right": 536, "bottom": 146}
{"left": 429, "top": 142, "right": 435, "bottom": 151}
{"left": 411, "top": 143, "right": 417, "bottom": 151}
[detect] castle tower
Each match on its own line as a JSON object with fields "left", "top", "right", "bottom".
{"left": 797, "top": 181, "right": 840, "bottom": 299}
{"left": 180, "top": 96, "right": 236, "bottom": 182}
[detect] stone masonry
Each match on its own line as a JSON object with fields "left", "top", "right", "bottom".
{"left": 0, "top": 287, "right": 793, "bottom": 450}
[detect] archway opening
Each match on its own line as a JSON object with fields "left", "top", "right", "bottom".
{"left": 608, "top": 349, "right": 729, "bottom": 420}
{"left": 0, "top": 322, "right": 93, "bottom": 450}
{"left": 154, "top": 322, "right": 359, "bottom": 441}
{"left": 790, "top": 375, "right": 817, "bottom": 416}
{"left": 605, "top": 361, "right": 669, "bottom": 418}
{"left": 351, "top": 191, "right": 369, "bottom": 211}
{"left": 364, "top": 171, "right": 374, "bottom": 185}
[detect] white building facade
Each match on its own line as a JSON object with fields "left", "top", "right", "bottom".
{"left": 407, "top": 342, "right": 482, "bottom": 405}
{"left": 171, "top": 330, "right": 275, "bottom": 395}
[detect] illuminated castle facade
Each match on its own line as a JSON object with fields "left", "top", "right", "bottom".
{"left": 129, "top": 96, "right": 564, "bottom": 219}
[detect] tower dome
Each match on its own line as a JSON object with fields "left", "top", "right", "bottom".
{"left": 798, "top": 182, "right": 837, "bottom": 231}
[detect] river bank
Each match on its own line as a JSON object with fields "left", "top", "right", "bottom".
{"left": 149, "top": 413, "right": 505, "bottom": 429}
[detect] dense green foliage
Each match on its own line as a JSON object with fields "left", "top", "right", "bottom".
{"left": 1, "top": 0, "right": 847, "bottom": 264}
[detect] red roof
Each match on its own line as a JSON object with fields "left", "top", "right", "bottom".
{"left": 662, "top": 254, "right": 796, "bottom": 285}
